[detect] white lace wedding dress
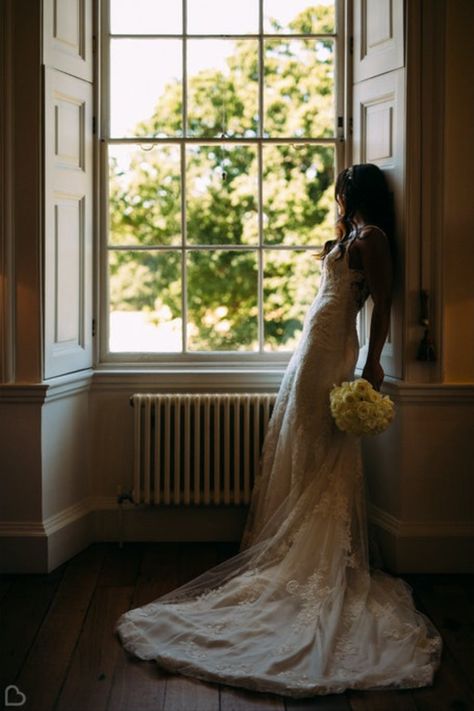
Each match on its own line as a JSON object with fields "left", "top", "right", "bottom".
{"left": 116, "top": 236, "right": 442, "bottom": 697}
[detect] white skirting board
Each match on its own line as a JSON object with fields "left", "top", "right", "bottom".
{"left": 0, "top": 501, "right": 93, "bottom": 574}
{"left": 368, "top": 504, "right": 474, "bottom": 573}
{"left": 0, "top": 497, "right": 473, "bottom": 574}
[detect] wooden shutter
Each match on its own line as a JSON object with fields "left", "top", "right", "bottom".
{"left": 352, "top": 0, "right": 405, "bottom": 379}
{"left": 43, "top": 0, "right": 94, "bottom": 378}
{"left": 43, "top": 0, "right": 93, "bottom": 81}
{"left": 353, "top": 0, "right": 404, "bottom": 82}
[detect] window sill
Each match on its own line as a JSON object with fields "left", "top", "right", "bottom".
{"left": 90, "top": 363, "right": 287, "bottom": 392}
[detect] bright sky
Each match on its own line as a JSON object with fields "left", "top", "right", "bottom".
{"left": 109, "top": 0, "right": 334, "bottom": 136}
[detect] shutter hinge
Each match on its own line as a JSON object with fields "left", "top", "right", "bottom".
{"left": 92, "top": 318, "right": 96, "bottom": 337}
{"left": 349, "top": 36, "right": 354, "bottom": 55}
{"left": 92, "top": 116, "right": 96, "bottom": 135}
{"left": 337, "top": 115, "right": 344, "bottom": 141}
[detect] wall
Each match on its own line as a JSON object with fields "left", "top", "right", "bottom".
{"left": 0, "top": 0, "right": 94, "bottom": 573}
{"left": 361, "top": 0, "right": 474, "bottom": 572}
{"left": 0, "top": 0, "right": 473, "bottom": 573}
{"left": 364, "top": 384, "right": 474, "bottom": 572}
{"left": 89, "top": 371, "right": 282, "bottom": 543}
{"left": 0, "top": 392, "right": 45, "bottom": 571}
{"left": 443, "top": 0, "right": 474, "bottom": 382}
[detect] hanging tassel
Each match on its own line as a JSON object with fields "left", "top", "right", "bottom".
{"left": 416, "top": 290, "right": 436, "bottom": 361}
{"left": 417, "top": 328, "right": 436, "bottom": 362}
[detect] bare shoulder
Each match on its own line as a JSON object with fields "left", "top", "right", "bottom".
{"left": 347, "top": 225, "right": 389, "bottom": 269}
{"left": 356, "top": 225, "right": 391, "bottom": 259}
{"left": 358, "top": 225, "right": 388, "bottom": 242}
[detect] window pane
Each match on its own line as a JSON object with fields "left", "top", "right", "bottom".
{"left": 110, "top": 39, "right": 182, "bottom": 137}
{"left": 186, "top": 145, "right": 258, "bottom": 246}
{"left": 187, "top": 250, "right": 258, "bottom": 351}
{"left": 109, "top": 144, "right": 181, "bottom": 247}
{"left": 262, "top": 144, "right": 335, "bottom": 246}
{"left": 264, "top": 38, "right": 334, "bottom": 138}
{"left": 187, "top": 0, "right": 258, "bottom": 34}
{"left": 109, "top": 250, "right": 182, "bottom": 352}
{"left": 264, "top": 0, "right": 335, "bottom": 34}
{"left": 263, "top": 250, "right": 321, "bottom": 351}
{"left": 110, "top": 0, "right": 182, "bottom": 34}
{"left": 187, "top": 40, "right": 258, "bottom": 138}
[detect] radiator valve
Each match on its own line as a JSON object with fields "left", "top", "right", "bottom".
{"left": 116, "top": 487, "right": 134, "bottom": 505}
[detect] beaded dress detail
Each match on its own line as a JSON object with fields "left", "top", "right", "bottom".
{"left": 115, "top": 235, "right": 442, "bottom": 697}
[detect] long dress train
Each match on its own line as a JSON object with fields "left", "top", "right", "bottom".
{"left": 115, "top": 237, "right": 442, "bottom": 697}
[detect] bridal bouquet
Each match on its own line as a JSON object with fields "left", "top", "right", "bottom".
{"left": 329, "top": 378, "right": 394, "bottom": 436}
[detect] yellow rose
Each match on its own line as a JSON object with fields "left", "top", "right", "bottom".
{"left": 354, "top": 379, "right": 370, "bottom": 393}
{"left": 368, "top": 389, "right": 380, "bottom": 403}
{"left": 357, "top": 402, "right": 371, "bottom": 420}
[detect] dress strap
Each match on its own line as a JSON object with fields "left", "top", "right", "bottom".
{"left": 343, "top": 228, "right": 364, "bottom": 272}
{"left": 355, "top": 224, "right": 387, "bottom": 239}
{"left": 343, "top": 229, "right": 359, "bottom": 256}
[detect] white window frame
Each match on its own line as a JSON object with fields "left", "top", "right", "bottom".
{"left": 96, "top": 0, "right": 349, "bottom": 370}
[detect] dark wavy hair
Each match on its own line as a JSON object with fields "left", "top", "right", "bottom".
{"left": 317, "top": 163, "right": 395, "bottom": 260}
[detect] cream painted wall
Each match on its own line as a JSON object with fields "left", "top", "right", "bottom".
{"left": 41, "top": 390, "right": 90, "bottom": 519}
{"left": 365, "top": 387, "right": 474, "bottom": 526}
{"left": 89, "top": 389, "right": 135, "bottom": 499}
{"left": 0, "top": 400, "right": 43, "bottom": 522}
{"left": 362, "top": 385, "right": 474, "bottom": 573}
{"left": 10, "top": 0, "right": 43, "bottom": 383}
{"left": 443, "top": 0, "right": 474, "bottom": 382}
{"left": 361, "top": 406, "right": 403, "bottom": 518}
{"left": 400, "top": 400, "right": 473, "bottom": 522}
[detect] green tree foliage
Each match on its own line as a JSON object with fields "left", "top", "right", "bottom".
{"left": 109, "top": 4, "right": 336, "bottom": 351}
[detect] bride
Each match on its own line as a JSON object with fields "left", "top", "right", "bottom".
{"left": 115, "top": 163, "right": 442, "bottom": 697}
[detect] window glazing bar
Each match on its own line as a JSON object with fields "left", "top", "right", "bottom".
{"left": 107, "top": 244, "right": 323, "bottom": 252}
{"left": 105, "top": 137, "right": 337, "bottom": 144}
{"left": 181, "top": 0, "right": 188, "bottom": 353}
{"left": 108, "top": 33, "right": 337, "bottom": 40}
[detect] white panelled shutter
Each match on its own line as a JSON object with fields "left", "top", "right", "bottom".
{"left": 43, "top": 0, "right": 94, "bottom": 378}
{"left": 352, "top": 0, "right": 405, "bottom": 379}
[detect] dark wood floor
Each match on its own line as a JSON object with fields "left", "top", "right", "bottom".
{"left": 1, "top": 542, "right": 472, "bottom": 711}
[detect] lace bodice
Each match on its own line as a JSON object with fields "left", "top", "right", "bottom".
{"left": 116, "top": 235, "right": 442, "bottom": 697}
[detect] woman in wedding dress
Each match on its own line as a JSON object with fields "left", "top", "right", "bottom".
{"left": 116, "top": 164, "right": 442, "bottom": 697}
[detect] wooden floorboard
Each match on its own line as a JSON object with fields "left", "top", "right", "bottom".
{"left": 0, "top": 544, "right": 472, "bottom": 711}
{"left": 346, "top": 689, "right": 417, "bottom": 711}
{"left": 0, "top": 578, "right": 12, "bottom": 604}
{"left": 404, "top": 573, "right": 474, "bottom": 711}
{"left": 286, "top": 694, "right": 351, "bottom": 710}
{"left": 409, "top": 650, "right": 474, "bottom": 711}
{"left": 55, "top": 543, "right": 141, "bottom": 711}
{"left": 404, "top": 573, "right": 474, "bottom": 693}
{"left": 56, "top": 585, "right": 134, "bottom": 711}
{"left": 221, "top": 685, "right": 285, "bottom": 710}
{"left": 0, "top": 564, "right": 65, "bottom": 692}
{"left": 107, "top": 543, "right": 180, "bottom": 711}
{"left": 178, "top": 541, "right": 220, "bottom": 585}
{"left": 15, "top": 544, "right": 107, "bottom": 711}
{"left": 96, "top": 542, "right": 143, "bottom": 588}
